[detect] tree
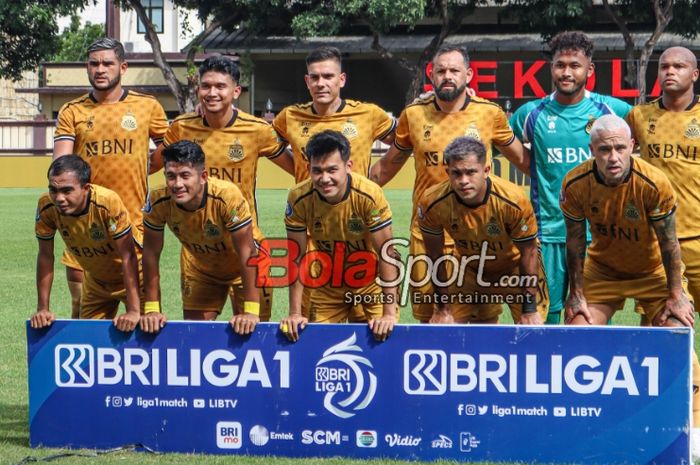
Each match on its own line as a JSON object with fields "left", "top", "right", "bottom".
{"left": 501, "top": 0, "right": 700, "bottom": 103}
{"left": 0, "top": 0, "right": 90, "bottom": 81}
{"left": 53, "top": 14, "right": 105, "bottom": 62}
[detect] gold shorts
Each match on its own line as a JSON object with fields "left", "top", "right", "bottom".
{"left": 409, "top": 234, "right": 456, "bottom": 322}
{"left": 584, "top": 260, "right": 692, "bottom": 321}
{"left": 80, "top": 273, "right": 144, "bottom": 319}
{"left": 308, "top": 281, "right": 393, "bottom": 323}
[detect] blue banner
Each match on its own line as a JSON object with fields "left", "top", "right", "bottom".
{"left": 27, "top": 321, "right": 691, "bottom": 464}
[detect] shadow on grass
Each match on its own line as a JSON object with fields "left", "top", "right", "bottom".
{"left": 0, "top": 402, "right": 28, "bottom": 447}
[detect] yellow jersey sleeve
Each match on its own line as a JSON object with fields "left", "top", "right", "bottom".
{"left": 149, "top": 101, "right": 169, "bottom": 145}
{"left": 259, "top": 123, "right": 287, "bottom": 159}
{"left": 54, "top": 103, "right": 78, "bottom": 143}
{"left": 360, "top": 185, "right": 392, "bottom": 233}
{"left": 220, "top": 183, "right": 253, "bottom": 232}
{"left": 35, "top": 194, "right": 57, "bottom": 240}
{"left": 417, "top": 187, "right": 445, "bottom": 236}
{"left": 507, "top": 194, "right": 538, "bottom": 242}
{"left": 163, "top": 119, "right": 182, "bottom": 147}
{"left": 143, "top": 188, "right": 169, "bottom": 231}
{"left": 284, "top": 185, "right": 310, "bottom": 233}
{"left": 559, "top": 177, "right": 586, "bottom": 222}
{"left": 646, "top": 171, "right": 677, "bottom": 222}
{"left": 272, "top": 109, "right": 290, "bottom": 144}
{"left": 393, "top": 108, "right": 413, "bottom": 152}
{"left": 370, "top": 104, "right": 397, "bottom": 141}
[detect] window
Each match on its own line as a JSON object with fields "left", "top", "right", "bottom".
{"left": 137, "top": 0, "right": 164, "bottom": 34}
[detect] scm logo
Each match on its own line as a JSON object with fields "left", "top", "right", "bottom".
{"left": 301, "top": 430, "right": 343, "bottom": 445}
{"left": 216, "top": 421, "right": 242, "bottom": 449}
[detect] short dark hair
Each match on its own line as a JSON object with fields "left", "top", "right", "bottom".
{"left": 48, "top": 155, "right": 91, "bottom": 186}
{"left": 306, "top": 46, "right": 342, "bottom": 68}
{"left": 305, "top": 130, "right": 350, "bottom": 162}
{"left": 443, "top": 137, "right": 487, "bottom": 165}
{"left": 198, "top": 55, "right": 241, "bottom": 84}
{"left": 87, "top": 37, "right": 125, "bottom": 62}
{"left": 163, "top": 140, "right": 206, "bottom": 170}
{"left": 433, "top": 44, "right": 470, "bottom": 68}
{"left": 549, "top": 31, "right": 594, "bottom": 60}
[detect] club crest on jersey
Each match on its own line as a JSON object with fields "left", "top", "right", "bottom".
{"left": 61, "top": 227, "right": 70, "bottom": 238}
{"left": 204, "top": 220, "right": 221, "bottom": 237}
{"left": 86, "top": 115, "right": 95, "bottom": 131}
{"left": 585, "top": 115, "right": 596, "bottom": 134}
{"left": 450, "top": 221, "right": 459, "bottom": 232}
{"left": 485, "top": 218, "right": 501, "bottom": 236}
{"left": 171, "top": 223, "right": 181, "bottom": 236}
{"left": 90, "top": 222, "right": 106, "bottom": 241}
{"left": 228, "top": 140, "right": 245, "bottom": 161}
{"left": 624, "top": 202, "right": 640, "bottom": 221}
{"left": 348, "top": 215, "right": 365, "bottom": 234}
{"left": 341, "top": 119, "right": 358, "bottom": 139}
{"left": 423, "top": 124, "right": 433, "bottom": 141}
{"left": 647, "top": 118, "right": 657, "bottom": 135}
{"left": 121, "top": 111, "right": 137, "bottom": 132}
{"left": 313, "top": 218, "right": 324, "bottom": 232}
{"left": 464, "top": 123, "right": 481, "bottom": 141}
{"left": 685, "top": 119, "right": 700, "bottom": 139}
{"left": 301, "top": 121, "right": 312, "bottom": 137}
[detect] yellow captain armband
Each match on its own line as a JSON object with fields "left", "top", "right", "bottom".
{"left": 144, "top": 301, "right": 161, "bottom": 314}
{"left": 244, "top": 301, "right": 260, "bottom": 316}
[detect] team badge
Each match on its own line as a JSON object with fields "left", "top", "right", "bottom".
{"left": 61, "top": 227, "right": 70, "bottom": 238}
{"left": 450, "top": 222, "right": 459, "bottom": 232}
{"left": 204, "top": 220, "right": 221, "bottom": 237}
{"left": 86, "top": 115, "right": 95, "bottom": 131}
{"left": 647, "top": 118, "right": 657, "bottom": 135}
{"left": 685, "top": 119, "right": 700, "bottom": 139}
{"left": 423, "top": 124, "right": 433, "bottom": 141}
{"left": 313, "top": 218, "right": 324, "bottom": 232}
{"left": 341, "top": 119, "right": 359, "bottom": 139}
{"left": 348, "top": 215, "right": 364, "bottom": 234}
{"left": 584, "top": 115, "right": 596, "bottom": 134}
{"left": 624, "top": 202, "right": 640, "bottom": 221}
{"left": 485, "top": 217, "right": 501, "bottom": 236}
{"left": 90, "top": 222, "right": 106, "bottom": 241}
{"left": 464, "top": 123, "right": 481, "bottom": 141}
{"left": 228, "top": 140, "right": 245, "bottom": 161}
{"left": 121, "top": 111, "right": 137, "bottom": 132}
{"left": 172, "top": 223, "right": 181, "bottom": 235}
{"left": 301, "top": 121, "right": 312, "bottom": 137}
{"left": 590, "top": 203, "right": 599, "bottom": 215}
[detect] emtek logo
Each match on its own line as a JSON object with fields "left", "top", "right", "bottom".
{"left": 404, "top": 350, "right": 446, "bottom": 395}
{"left": 55, "top": 345, "right": 94, "bottom": 387}
{"left": 216, "top": 421, "right": 242, "bottom": 449}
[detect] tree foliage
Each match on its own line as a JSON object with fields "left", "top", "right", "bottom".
{"left": 0, "top": 0, "right": 90, "bottom": 80}
{"left": 53, "top": 14, "right": 105, "bottom": 62}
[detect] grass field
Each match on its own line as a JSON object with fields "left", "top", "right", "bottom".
{"left": 0, "top": 187, "right": 691, "bottom": 465}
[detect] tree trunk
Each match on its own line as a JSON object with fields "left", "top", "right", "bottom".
{"left": 637, "top": 0, "right": 674, "bottom": 104}
{"left": 125, "top": 0, "right": 188, "bottom": 112}
{"left": 602, "top": 0, "right": 637, "bottom": 88}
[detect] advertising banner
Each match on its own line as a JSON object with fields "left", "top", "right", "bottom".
{"left": 28, "top": 321, "right": 691, "bottom": 464}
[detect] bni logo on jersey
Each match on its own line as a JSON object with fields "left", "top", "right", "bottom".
{"left": 315, "top": 333, "right": 377, "bottom": 418}
{"left": 55, "top": 344, "right": 95, "bottom": 387}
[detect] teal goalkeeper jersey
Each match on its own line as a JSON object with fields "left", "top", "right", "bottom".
{"left": 510, "top": 91, "right": 631, "bottom": 243}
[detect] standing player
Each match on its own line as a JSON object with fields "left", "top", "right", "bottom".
{"left": 273, "top": 46, "right": 397, "bottom": 183}
{"left": 279, "top": 130, "right": 398, "bottom": 342}
{"left": 510, "top": 31, "right": 631, "bottom": 324}
{"left": 418, "top": 137, "right": 547, "bottom": 324}
{"left": 370, "top": 44, "right": 529, "bottom": 323}
{"left": 53, "top": 38, "right": 168, "bottom": 319}
{"left": 155, "top": 56, "right": 292, "bottom": 321}
{"left": 140, "top": 141, "right": 260, "bottom": 335}
{"left": 625, "top": 45, "right": 700, "bottom": 449}
{"left": 31, "top": 156, "right": 140, "bottom": 332}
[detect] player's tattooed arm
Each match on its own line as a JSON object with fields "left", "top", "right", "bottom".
{"left": 422, "top": 229, "right": 454, "bottom": 324}
{"left": 31, "top": 238, "right": 56, "bottom": 329}
{"left": 651, "top": 212, "right": 694, "bottom": 327}
{"left": 513, "top": 239, "right": 543, "bottom": 325}
{"left": 563, "top": 217, "right": 592, "bottom": 324}
{"left": 369, "top": 145, "right": 411, "bottom": 186}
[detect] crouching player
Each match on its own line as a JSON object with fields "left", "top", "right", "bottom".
{"left": 418, "top": 136, "right": 548, "bottom": 324}
{"left": 140, "top": 140, "right": 260, "bottom": 335}
{"left": 560, "top": 114, "right": 694, "bottom": 326}
{"left": 279, "top": 130, "right": 399, "bottom": 341}
{"left": 31, "top": 155, "right": 141, "bottom": 331}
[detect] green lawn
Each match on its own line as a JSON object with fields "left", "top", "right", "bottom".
{"left": 0, "top": 187, "right": 690, "bottom": 465}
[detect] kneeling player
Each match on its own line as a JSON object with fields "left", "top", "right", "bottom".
{"left": 560, "top": 115, "right": 694, "bottom": 326}
{"left": 31, "top": 155, "right": 141, "bottom": 332}
{"left": 418, "top": 137, "right": 547, "bottom": 324}
{"left": 140, "top": 141, "right": 261, "bottom": 335}
{"left": 280, "top": 130, "right": 398, "bottom": 341}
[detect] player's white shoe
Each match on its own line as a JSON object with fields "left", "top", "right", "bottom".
{"left": 691, "top": 428, "right": 700, "bottom": 462}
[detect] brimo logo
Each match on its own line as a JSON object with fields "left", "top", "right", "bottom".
{"left": 250, "top": 238, "right": 536, "bottom": 306}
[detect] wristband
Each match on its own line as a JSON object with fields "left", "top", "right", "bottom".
{"left": 144, "top": 301, "right": 161, "bottom": 314}
{"left": 522, "top": 294, "right": 537, "bottom": 314}
{"left": 244, "top": 301, "right": 260, "bottom": 316}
